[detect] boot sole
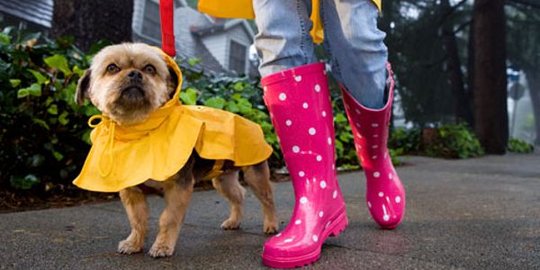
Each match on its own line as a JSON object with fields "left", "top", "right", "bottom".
{"left": 262, "top": 207, "right": 349, "bottom": 268}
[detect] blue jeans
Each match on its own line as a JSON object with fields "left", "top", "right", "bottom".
{"left": 253, "top": 0, "right": 388, "bottom": 109}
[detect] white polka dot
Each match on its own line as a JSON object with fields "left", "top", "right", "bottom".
{"left": 395, "top": 196, "right": 401, "bottom": 203}
{"left": 279, "top": 93, "right": 287, "bottom": 101}
{"left": 302, "top": 102, "right": 309, "bottom": 109}
{"left": 295, "top": 219, "right": 302, "bottom": 225}
{"left": 284, "top": 238, "right": 293, "bottom": 243}
{"left": 373, "top": 172, "right": 380, "bottom": 178}
{"left": 314, "top": 84, "right": 321, "bottom": 92}
{"left": 373, "top": 134, "right": 379, "bottom": 138}
{"left": 319, "top": 211, "right": 324, "bottom": 218}
{"left": 285, "top": 119, "right": 292, "bottom": 126}
{"left": 355, "top": 123, "right": 361, "bottom": 128}
{"left": 372, "top": 145, "right": 379, "bottom": 149}
{"left": 263, "top": 86, "right": 268, "bottom": 92}
{"left": 300, "top": 197, "right": 308, "bottom": 204}
{"left": 355, "top": 109, "right": 361, "bottom": 114}
{"left": 292, "top": 146, "right": 300, "bottom": 153}
{"left": 320, "top": 181, "right": 327, "bottom": 189}
{"left": 276, "top": 233, "right": 282, "bottom": 237}
{"left": 316, "top": 155, "right": 322, "bottom": 162}
{"left": 372, "top": 123, "right": 379, "bottom": 127}
{"left": 356, "top": 133, "right": 363, "bottom": 139}
{"left": 388, "top": 173, "right": 393, "bottom": 179}
{"left": 295, "top": 75, "right": 302, "bottom": 82}
{"left": 328, "top": 137, "right": 332, "bottom": 145}
{"left": 333, "top": 190, "right": 338, "bottom": 199}
{"left": 383, "top": 215, "right": 390, "bottom": 221}
{"left": 308, "top": 128, "right": 316, "bottom": 135}
{"left": 322, "top": 111, "right": 327, "bottom": 117}
{"left": 312, "top": 235, "right": 319, "bottom": 242}
{"left": 367, "top": 201, "right": 372, "bottom": 208}
{"left": 378, "top": 192, "right": 384, "bottom": 197}
{"left": 299, "top": 171, "right": 305, "bottom": 177}
{"left": 332, "top": 164, "right": 335, "bottom": 170}
{"left": 372, "top": 155, "right": 377, "bottom": 160}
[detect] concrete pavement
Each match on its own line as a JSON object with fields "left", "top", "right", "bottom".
{"left": 1, "top": 153, "right": 539, "bottom": 269}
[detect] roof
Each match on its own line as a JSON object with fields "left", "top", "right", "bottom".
{"left": 0, "top": 0, "right": 53, "bottom": 28}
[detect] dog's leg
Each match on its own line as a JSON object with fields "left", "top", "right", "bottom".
{"left": 212, "top": 170, "right": 245, "bottom": 230}
{"left": 148, "top": 173, "right": 194, "bottom": 258}
{"left": 242, "top": 161, "right": 278, "bottom": 234}
{"left": 118, "top": 187, "right": 148, "bottom": 254}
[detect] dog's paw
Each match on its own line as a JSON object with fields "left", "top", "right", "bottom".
{"left": 263, "top": 222, "right": 278, "bottom": 235}
{"left": 220, "top": 218, "right": 241, "bottom": 230}
{"left": 148, "top": 243, "right": 174, "bottom": 258}
{"left": 117, "top": 239, "right": 143, "bottom": 254}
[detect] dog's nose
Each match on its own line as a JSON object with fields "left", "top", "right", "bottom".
{"left": 128, "top": 70, "right": 143, "bottom": 82}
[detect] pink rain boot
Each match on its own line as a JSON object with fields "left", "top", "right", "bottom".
{"left": 340, "top": 64, "right": 405, "bottom": 229}
{"left": 261, "top": 63, "right": 348, "bottom": 268}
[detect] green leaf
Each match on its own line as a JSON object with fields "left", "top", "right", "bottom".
{"left": 47, "top": 104, "right": 58, "bottom": 115}
{"left": 58, "top": 111, "right": 69, "bottom": 125}
{"left": 28, "top": 69, "right": 49, "bottom": 84}
{"left": 236, "top": 98, "right": 252, "bottom": 114}
{"left": 10, "top": 174, "right": 40, "bottom": 190}
{"left": 17, "top": 83, "right": 42, "bottom": 98}
{"left": 187, "top": 58, "right": 201, "bottom": 67}
{"left": 180, "top": 88, "right": 198, "bottom": 105}
{"left": 204, "top": 97, "right": 226, "bottom": 109}
{"left": 73, "top": 65, "right": 85, "bottom": 77}
{"left": 0, "top": 32, "right": 10, "bottom": 44}
{"left": 233, "top": 81, "right": 244, "bottom": 91}
{"left": 9, "top": 79, "right": 21, "bottom": 87}
{"left": 52, "top": 151, "right": 64, "bottom": 161}
{"left": 44, "top": 54, "right": 72, "bottom": 75}
{"left": 225, "top": 100, "right": 240, "bottom": 113}
{"left": 32, "top": 118, "right": 50, "bottom": 130}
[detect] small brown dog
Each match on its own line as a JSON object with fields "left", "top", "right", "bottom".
{"left": 75, "top": 43, "right": 278, "bottom": 257}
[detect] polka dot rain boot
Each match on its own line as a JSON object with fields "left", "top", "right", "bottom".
{"left": 340, "top": 63, "right": 405, "bottom": 229}
{"left": 261, "top": 63, "right": 348, "bottom": 268}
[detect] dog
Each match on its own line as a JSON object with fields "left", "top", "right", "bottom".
{"left": 75, "top": 43, "right": 278, "bottom": 258}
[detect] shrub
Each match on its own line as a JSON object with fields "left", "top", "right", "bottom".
{"left": 507, "top": 138, "right": 534, "bottom": 153}
{"left": 421, "top": 124, "right": 484, "bottom": 159}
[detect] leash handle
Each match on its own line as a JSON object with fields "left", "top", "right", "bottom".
{"left": 160, "top": 0, "right": 176, "bottom": 57}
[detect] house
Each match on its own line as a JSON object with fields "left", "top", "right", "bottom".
{"left": 0, "top": 0, "right": 257, "bottom": 76}
{"left": 132, "top": 0, "right": 257, "bottom": 76}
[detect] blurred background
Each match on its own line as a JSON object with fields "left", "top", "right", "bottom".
{"left": 0, "top": 0, "right": 537, "bottom": 208}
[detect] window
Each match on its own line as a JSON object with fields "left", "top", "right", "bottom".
{"left": 142, "top": 0, "right": 161, "bottom": 41}
{"left": 229, "top": 40, "right": 247, "bottom": 74}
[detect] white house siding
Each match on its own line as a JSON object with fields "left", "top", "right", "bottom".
{"left": 224, "top": 24, "right": 252, "bottom": 74}
{"left": 132, "top": 0, "right": 145, "bottom": 34}
{"left": 201, "top": 33, "right": 228, "bottom": 68}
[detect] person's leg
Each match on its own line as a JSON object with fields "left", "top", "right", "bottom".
{"left": 321, "top": 0, "right": 387, "bottom": 109}
{"left": 253, "top": 1, "right": 348, "bottom": 267}
{"left": 320, "top": 0, "right": 406, "bottom": 229}
{"left": 254, "top": 0, "right": 317, "bottom": 76}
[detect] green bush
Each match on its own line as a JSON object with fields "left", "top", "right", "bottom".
{"left": 422, "top": 124, "right": 485, "bottom": 159}
{"left": 507, "top": 138, "right": 534, "bottom": 153}
{"left": 0, "top": 27, "right": 102, "bottom": 191}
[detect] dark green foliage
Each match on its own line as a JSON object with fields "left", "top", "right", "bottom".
{"left": 507, "top": 138, "right": 534, "bottom": 153}
{"left": 422, "top": 124, "right": 484, "bottom": 159}
{"left": 0, "top": 27, "right": 101, "bottom": 191}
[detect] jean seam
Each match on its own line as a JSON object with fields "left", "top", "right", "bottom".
{"left": 321, "top": 1, "right": 342, "bottom": 79}
{"left": 296, "top": 0, "right": 308, "bottom": 64}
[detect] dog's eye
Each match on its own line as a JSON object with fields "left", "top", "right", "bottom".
{"left": 143, "top": 64, "right": 156, "bottom": 75}
{"left": 106, "top": 64, "right": 120, "bottom": 74}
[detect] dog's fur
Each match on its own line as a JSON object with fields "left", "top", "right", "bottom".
{"left": 76, "top": 43, "right": 278, "bottom": 258}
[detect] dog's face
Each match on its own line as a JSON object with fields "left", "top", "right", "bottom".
{"left": 76, "top": 43, "right": 177, "bottom": 125}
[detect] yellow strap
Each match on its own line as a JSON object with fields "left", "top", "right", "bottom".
{"left": 310, "top": 0, "right": 324, "bottom": 44}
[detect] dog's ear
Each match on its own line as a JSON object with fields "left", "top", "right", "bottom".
{"left": 167, "top": 67, "right": 179, "bottom": 98}
{"left": 75, "top": 69, "right": 92, "bottom": 105}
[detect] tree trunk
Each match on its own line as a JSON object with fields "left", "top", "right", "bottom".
{"left": 441, "top": 0, "right": 474, "bottom": 127}
{"left": 472, "top": 0, "right": 508, "bottom": 154}
{"left": 51, "top": 0, "right": 133, "bottom": 52}
{"left": 524, "top": 70, "right": 540, "bottom": 145}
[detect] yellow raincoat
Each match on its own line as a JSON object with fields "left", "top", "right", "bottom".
{"left": 198, "top": 0, "right": 382, "bottom": 44}
{"left": 73, "top": 49, "right": 273, "bottom": 192}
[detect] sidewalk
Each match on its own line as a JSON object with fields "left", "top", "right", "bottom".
{"left": 1, "top": 153, "right": 539, "bottom": 269}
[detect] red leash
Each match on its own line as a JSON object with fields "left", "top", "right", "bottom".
{"left": 160, "top": 0, "right": 176, "bottom": 57}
